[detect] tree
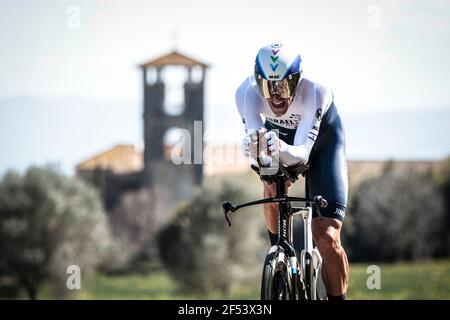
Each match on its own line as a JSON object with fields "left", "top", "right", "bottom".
{"left": 348, "top": 171, "right": 445, "bottom": 262}
{"left": 107, "top": 186, "right": 168, "bottom": 271}
{"left": 432, "top": 157, "right": 450, "bottom": 257}
{"left": 156, "top": 181, "right": 266, "bottom": 295}
{"left": 0, "top": 166, "right": 113, "bottom": 299}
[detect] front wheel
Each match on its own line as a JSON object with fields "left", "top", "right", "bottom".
{"left": 261, "top": 247, "right": 293, "bottom": 300}
{"left": 302, "top": 249, "right": 327, "bottom": 300}
{"left": 303, "top": 252, "right": 317, "bottom": 300}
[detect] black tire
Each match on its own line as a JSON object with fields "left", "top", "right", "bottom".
{"left": 271, "top": 271, "right": 288, "bottom": 300}
{"left": 261, "top": 248, "right": 293, "bottom": 300}
{"left": 261, "top": 251, "right": 275, "bottom": 300}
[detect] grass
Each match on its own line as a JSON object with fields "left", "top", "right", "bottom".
{"left": 348, "top": 260, "right": 450, "bottom": 299}
{"left": 75, "top": 273, "right": 259, "bottom": 300}
{"left": 34, "top": 259, "right": 450, "bottom": 300}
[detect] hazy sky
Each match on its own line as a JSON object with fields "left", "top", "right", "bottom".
{"left": 1, "top": 0, "right": 449, "bottom": 108}
{"left": 0, "top": 0, "right": 449, "bottom": 175}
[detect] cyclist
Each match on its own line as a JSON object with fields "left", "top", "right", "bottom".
{"left": 235, "top": 43, "right": 349, "bottom": 300}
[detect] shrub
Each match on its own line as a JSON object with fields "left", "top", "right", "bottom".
{"left": 0, "top": 166, "right": 114, "bottom": 299}
{"left": 156, "top": 181, "right": 265, "bottom": 294}
{"left": 348, "top": 171, "right": 444, "bottom": 262}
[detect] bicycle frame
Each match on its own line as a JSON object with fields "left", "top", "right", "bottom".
{"left": 222, "top": 172, "right": 327, "bottom": 300}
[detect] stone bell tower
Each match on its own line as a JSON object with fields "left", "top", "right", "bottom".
{"left": 139, "top": 51, "right": 208, "bottom": 203}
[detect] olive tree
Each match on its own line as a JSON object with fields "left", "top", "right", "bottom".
{"left": 157, "top": 181, "right": 266, "bottom": 295}
{"left": 432, "top": 157, "right": 450, "bottom": 257}
{"left": 348, "top": 171, "right": 444, "bottom": 262}
{"left": 0, "top": 166, "right": 114, "bottom": 299}
{"left": 108, "top": 186, "right": 168, "bottom": 271}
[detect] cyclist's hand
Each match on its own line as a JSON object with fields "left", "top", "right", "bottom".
{"left": 257, "top": 128, "right": 274, "bottom": 167}
{"left": 242, "top": 129, "right": 258, "bottom": 159}
{"left": 263, "top": 131, "right": 280, "bottom": 155}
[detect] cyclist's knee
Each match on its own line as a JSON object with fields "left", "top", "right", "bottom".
{"left": 316, "top": 232, "right": 342, "bottom": 257}
{"left": 312, "top": 220, "right": 342, "bottom": 256}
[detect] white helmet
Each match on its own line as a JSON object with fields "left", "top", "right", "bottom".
{"left": 254, "top": 43, "right": 302, "bottom": 99}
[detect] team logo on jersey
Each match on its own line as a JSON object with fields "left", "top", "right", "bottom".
{"left": 266, "top": 117, "right": 300, "bottom": 128}
{"left": 289, "top": 114, "right": 302, "bottom": 123}
{"left": 271, "top": 43, "right": 282, "bottom": 48}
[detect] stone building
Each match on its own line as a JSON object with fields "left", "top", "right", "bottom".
{"left": 76, "top": 50, "right": 209, "bottom": 211}
{"left": 140, "top": 51, "right": 208, "bottom": 202}
{"left": 76, "top": 144, "right": 144, "bottom": 210}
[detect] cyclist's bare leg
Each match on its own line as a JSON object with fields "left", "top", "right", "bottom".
{"left": 263, "top": 181, "right": 292, "bottom": 234}
{"left": 311, "top": 217, "right": 349, "bottom": 297}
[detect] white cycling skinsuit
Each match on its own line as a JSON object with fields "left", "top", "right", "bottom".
{"left": 236, "top": 75, "right": 332, "bottom": 166}
{"left": 235, "top": 75, "right": 348, "bottom": 222}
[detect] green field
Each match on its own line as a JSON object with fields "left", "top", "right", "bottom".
{"left": 37, "top": 260, "right": 450, "bottom": 300}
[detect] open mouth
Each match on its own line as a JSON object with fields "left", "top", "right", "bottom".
{"left": 270, "top": 97, "right": 287, "bottom": 111}
{"left": 272, "top": 100, "right": 285, "bottom": 108}
{"left": 268, "top": 95, "right": 289, "bottom": 115}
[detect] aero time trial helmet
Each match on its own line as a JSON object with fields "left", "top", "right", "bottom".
{"left": 254, "top": 43, "right": 302, "bottom": 100}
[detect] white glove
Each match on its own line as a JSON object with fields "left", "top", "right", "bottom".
{"left": 264, "top": 131, "right": 309, "bottom": 167}
{"left": 263, "top": 131, "right": 280, "bottom": 155}
{"left": 242, "top": 129, "right": 258, "bottom": 159}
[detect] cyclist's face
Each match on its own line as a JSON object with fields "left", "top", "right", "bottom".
{"left": 267, "top": 94, "right": 292, "bottom": 117}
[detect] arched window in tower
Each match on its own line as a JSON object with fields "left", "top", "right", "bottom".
{"left": 162, "top": 66, "right": 187, "bottom": 116}
{"left": 146, "top": 68, "right": 158, "bottom": 85}
{"left": 190, "top": 65, "right": 204, "bottom": 84}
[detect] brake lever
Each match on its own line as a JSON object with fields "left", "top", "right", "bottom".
{"left": 313, "top": 195, "right": 328, "bottom": 208}
{"left": 222, "top": 201, "right": 234, "bottom": 227}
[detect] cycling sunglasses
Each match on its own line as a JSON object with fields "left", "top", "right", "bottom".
{"left": 254, "top": 72, "right": 301, "bottom": 99}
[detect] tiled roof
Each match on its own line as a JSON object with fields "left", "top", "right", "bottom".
{"left": 76, "top": 144, "right": 143, "bottom": 174}
{"left": 139, "top": 50, "right": 209, "bottom": 68}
